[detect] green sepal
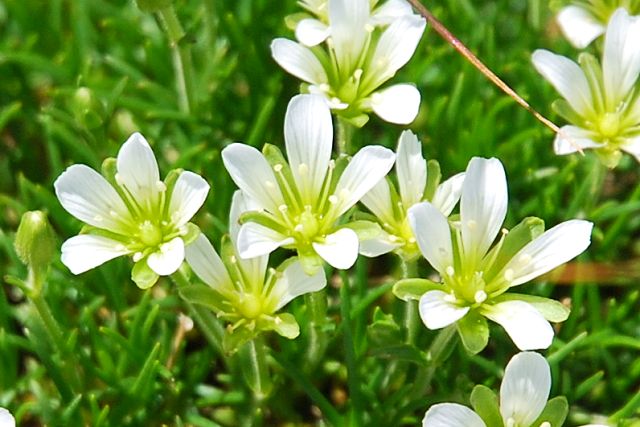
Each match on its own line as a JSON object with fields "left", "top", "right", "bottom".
{"left": 263, "top": 313, "right": 300, "bottom": 339}
{"left": 223, "top": 326, "right": 255, "bottom": 354}
{"left": 423, "top": 159, "right": 442, "bottom": 202}
{"left": 493, "top": 293, "right": 570, "bottom": 322}
{"left": 182, "top": 223, "right": 201, "bottom": 246}
{"left": 101, "top": 157, "right": 118, "bottom": 186}
{"left": 298, "top": 248, "right": 323, "bottom": 276}
{"left": 162, "top": 169, "right": 183, "bottom": 217}
{"left": 177, "top": 283, "right": 227, "bottom": 314}
{"left": 132, "top": 259, "right": 159, "bottom": 289}
{"left": 578, "top": 53, "right": 604, "bottom": 108}
{"left": 350, "top": 210, "right": 381, "bottom": 223}
{"left": 262, "top": 143, "right": 302, "bottom": 208}
{"left": 456, "top": 309, "right": 489, "bottom": 354}
{"left": 531, "top": 396, "right": 568, "bottom": 427}
{"left": 78, "top": 225, "right": 126, "bottom": 242}
{"left": 367, "top": 307, "right": 403, "bottom": 347}
{"left": 485, "top": 216, "right": 545, "bottom": 281}
{"left": 470, "top": 385, "right": 504, "bottom": 427}
{"left": 238, "top": 210, "right": 289, "bottom": 236}
{"left": 340, "top": 112, "right": 369, "bottom": 128}
{"left": 552, "top": 99, "right": 585, "bottom": 127}
{"left": 386, "top": 177, "right": 404, "bottom": 221}
{"left": 342, "top": 220, "right": 383, "bottom": 240}
{"left": 220, "top": 235, "right": 244, "bottom": 287}
{"left": 393, "top": 278, "right": 443, "bottom": 301}
{"left": 284, "top": 12, "right": 312, "bottom": 31}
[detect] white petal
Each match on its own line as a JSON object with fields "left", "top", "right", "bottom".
{"left": 359, "top": 232, "right": 401, "bottom": 257}
{"left": 432, "top": 172, "right": 465, "bottom": 216}
{"left": 603, "top": 9, "right": 640, "bottom": 105}
{"left": 503, "top": 219, "right": 593, "bottom": 287}
{"left": 531, "top": 49, "right": 593, "bottom": 116}
{"left": 396, "top": 130, "right": 426, "bottom": 208}
{"left": 229, "top": 191, "right": 268, "bottom": 285}
{"left": 61, "top": 234, "right": 131, "bottom": 274}
{"left": 557, "top": 6, "right": 605, "bottom": 49}
{"left": 54, "top": 164, "right": 133, "bottom": 233}
{"left": 185, "top": 234, "right": 232, "bottom": 288}
{"left": 499, "top": 351, "right": 551, "bottom": 427}
{"left": 272, "top": 260, "right": 327, "bottom": 310}
{"left": 360, "top": 177, "right": 396, "bottom": 225}
{"left": 237, "top": 222, "right": 294, "bottom": 259}
{"left": 481, "top": 301, "right": 554, "bottom": 350}
{"left": 285, "top": 95, "right": 333, "bottom": 205}
{"left": 554, "top": 125, "right": 603, "bottom": 155}
{"left": 622, "top": 135, "right": 640, "bottom": 162}
{"left": 116, "top": 132, "right": 161, "bottom": 212}
{"left": 147, "top": 237, "right": 185, "bottom": 276}
{"left": 271, "top": 38, "right": 328, "bottom": 85}
{"left": 169, "top": 171, "right": 209, "bottom": 227}
{"left": 371, "top": 0, "right": 414, "bottom": 26}
{"left": 408, "top": 202, "right": 453, "bottom": 274}
{"left": 295, "top": 18, "right": 330, "bottom": 46}
{"left": 329, "top": 0, "right": 369, "bottom": 71}
{"left": 333, "top": 146, "right": 395, "bottom": 216}
{"left": 422, "top": 403, "right": 486, "bottom": 427}
{"left": 460, "top": 157, "right": 507, "bottom": 264}
{"left": 371, "top": 84, "right": 421, "bottom": 125}
{"left": 312, "top": 228, "right": 359, "bottom": 269}
{"left": 0, "top": 408, "right": 15, "bottom": 427}
{"left": 222, "top": 143, "right": 285, "bottom": 213}
{"left": 419, "top": 290, "right": 470, "bottom": 329}
{"left": 368, "top": 15, "right": 426, "bottom": 85}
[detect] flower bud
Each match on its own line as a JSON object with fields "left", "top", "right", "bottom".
{"left": 15, "top": 211, "right": 57, "bottom": 282}
{"left": 70, "top": 87, "right": 104, "bottom": 129}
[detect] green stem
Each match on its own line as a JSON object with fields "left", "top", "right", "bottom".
{"left": 171, "top": 270, "right": 225, "bottom": 355}
{"left": 158, "top": 6, "right": 195, "bottom": 113}
{"left": 239, "top": 337, "right": 271, "bottom": 425}
{"left": 304, "top": 289, "right": 329, "bottom": 368}
{"left": 409, "top": 325, "right": 457, "bottom": 396}
{"left": 336, "top": 117, "right": 354, "bottom": 155}
{"left": 400, "top": 259, "right": 419, "bottom": 344}
{"left": 339, "top": 270, "right": 364, "bottom": 425}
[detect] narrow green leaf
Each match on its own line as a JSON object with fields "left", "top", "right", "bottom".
{"left": 393, "top": 278, "right": 443, "bottom": 301}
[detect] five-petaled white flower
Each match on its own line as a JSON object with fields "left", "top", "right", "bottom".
{"left": 423, "top": 352, "right": 557, "bottom": 427}
{"left": 405, "top": 157, "right": 592, "bottom": 352}
{"left": 359, "top": 130, "right": 465, "bottom": 260}
{"left": 272, "top": 0, "right": 426, "bottom": 126}
{"left": 533, "top": 8, "right": 640, "bottom": 167}
{"left": 54, "top": 132, "right": 209, "bottom": 289}
{"left": 185, "top": 191, "right": 326, "bottom": 345}
{"left": 556, "top": 1, "right": 640, "bottom": 48}
{"left": 0, "top": 408, "right": 15, "bottom": 427}
{"left": 222, "top": 94, "right": 395, "bottom": 276}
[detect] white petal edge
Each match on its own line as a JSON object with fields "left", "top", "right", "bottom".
{"left": 61, "top": 234, "right": 131, "bottom": 275}
{"left": 222, "top": 143, "right": 285, "bottom": 213}
{"left": 371, "top": 84, "right": 421, "bottom": 125}
{"left": 503, "top": 219, "right": 593, "bottom": 287}
{"left": 432, "top": 172, "right": 465, "bottom": 216}
{"left": 271, "top": 38, "right": 328, "bottom": 85}
{"left": 371, "top": 0, "right": 414, "bottom": 26}
{"left": 460, "top": 157, "right": 507, "bottom": 265}
{"left": 554, "top": 125, "right": 603, "bottom": 155}
{"left": 284, "top": 94, "right": 333, "bottom": 205}
{"left": 312, "top": 228, "right": 359, "bottom": 269}
{"left": 272, "top": 260, "right": 327, "bottom": 310}
{"left": 54, "top": 164, "right": 133, "bottom": 234}
{"left": 0, "top": 408, "right": 15, "bottom": 427}
{"left": 531, "top": 49, "right": 593, "bottom": 117}
{"left": 408, "top": 202, "right": 453, "bottom": 274}
{"left": 329, "top": 0, "right": 369, "bottom": 71}
{"left": 360, "top": 177, "right": 396, "bottom": 226}
{"left": 295, "top": 18, "right": 330, "bottom": 46}
{"left": 359, "top": 232, "right": 401, "bottom": 257}
{"left": 499, "top": 351, "right": 551, "bottom": 427}
{"left": 333, "top": 145, "right": 396, "bottom": 216}
{"left": 147, "top": 236, "right": 185, "bottom": 276}
{"left": 185, "top": 234, "right": 232, "bottom": 289}
{"left": 481, "top": 301, "right": 554, "bottom": 350}
{"left": 603, "top": 9, "right": 640, "bottom": 105}
{"left": 237, "top": 222, "right": 295, "bottom": 259}
{"left": 622, "top": 135, "right": 640, "bottom": 163}
{"left": 169, "top": 171, "right": 210, "bottom": 227}
{"left": 229, "top": 191, "right": 268, "bottom": 285}
{"left": 422, "top": 403, "right": 486, "bottom": 427}
{"left": 116, "top": 132, "right": 161, "bottom": 211}
{"left": 396, "top": 130, "right": 426, "bottom": 208}
{"left": 419, "top": 290, "right": 470, "bottom": 329}
{"left": 557, "top": 5, "right": 604, "bottom": 49}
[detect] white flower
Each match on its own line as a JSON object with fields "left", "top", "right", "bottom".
{"left": 556, "top": 1, "right": 640, "bottom": 48}
{"left": 407, "top": 157, "right": 592, "bottom": 352}
{"left": 423, "top": 352, "right": 553, "bottom": 427}
{"left": 359, "top": 130, "right": 464, "bottom": 260}
{"left": 0, "top": 408, "right": 15, "bottom": 427}
{"left": 533, "top": 8, "right": 640, "bottom": 167}
{"left": 222, "top": 94, "right": 395, "bottom": 275}
{"left": 272, "top": 0, "right": 426, "bottom": 126}
{"left": 185, "top": 191, "right": 326, "bottom": 341}
{"left": 54, "top": 132, "right": 209, "bottom": 288}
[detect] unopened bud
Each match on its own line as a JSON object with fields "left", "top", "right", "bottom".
{"left": 15, "top": 211, "right": 56, "bottom": 271}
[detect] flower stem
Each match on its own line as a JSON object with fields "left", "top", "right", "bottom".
{"left": 158, "top": 6, "right": 195, "bottom": 113}
{"left": 409, "top": 324, "right": 457, "bottom": 396}
{"left": 240, "top": 336, "right": 271, "bottom": 403}
{"left": 336, "top": 117, "right": 354, "bottom": 155}
{"left": 304, "top": 289, "right": 329, "bottom": 368}
{"left": 400, "top": 259, "right": 419, "bottom": 344}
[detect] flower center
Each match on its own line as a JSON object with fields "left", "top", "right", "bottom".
{"left": 238, "top": 293, "right": 263, "bottom": 319}
{"left": 293, "top": 209, "right": 321, "bottom": 243}
{"left": 138, "top": 220, "right": 163, "bottom": 247}
{"left": 597, "top": 112, "right": 622, "bottom": 139}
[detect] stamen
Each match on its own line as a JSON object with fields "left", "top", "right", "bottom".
{"left": 474, "top": 290, "right": 487, "bottom": 303}
{"left": 156, "top": 181, "right": 167, "bottom": 192}
{"left": 364, "top": 23, "right": 374, "bottom": 33}
{"left": 328, "top": 195, "right": 338, "bottom": 204}
{"left": 294, "top": 224, "right": 304, "bottom": 233}
{"left": 518, "top": 253, "right": 532, "bottom": 265}
{"left": 444, "top": 293, "right": 457, "bottom": 303}
{"left": 115, "top": 244, "right": 127, "bottom": 251}
{"left": 540, "top": 423, "right": 551, "bottom": 427}
{"left": 273, "top": 164, "right": 283, "bottom": 173}
{"left": 115, "top": 173, "right": 123, "bottom": 186}
{"left": 278, "top": 204, "right": 288, "bottom": 213}
{"left": 133, "top": 252, "right": 143, "bottom": 262}
{"left": 230, "top": 255, "right": 237, "bottom": 264}
{"left": 504, "top": 268, "right": 514, "bottom": 282}
{"left": 445, "top": 266, "right": 455, "bottom": 276}
{"left": 353, "top": 69, "right": 363, "bottom": 80}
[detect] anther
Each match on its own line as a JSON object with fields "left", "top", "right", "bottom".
{"left": 445, "top": 266, "right": 455, "bottom": 276}
{"left": 278, "top": 204, "right": 288, "bottom": 213}
{"left": 156, "top": 181, "right": 167, "bottom": 191}
{"left": 274, "top": 164, "right": 283, "bottom": 173}
{"left": 328, "top": 195, "right": 338, "bottom": 204}
{"left": 504, "top": 269, "right": 514, "bottom": 282}
{"left": 133, "top": 252, "right": 143, "bottom": 262}
{"left": 474, "top": 290, "right": 487, "bottom": 304}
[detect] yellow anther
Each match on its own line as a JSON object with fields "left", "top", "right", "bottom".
{"left": 274, "top": 164, "right": 283, "bottom": 173}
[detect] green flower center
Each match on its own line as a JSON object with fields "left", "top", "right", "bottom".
{"left": 597, "top": 112, "right": 622, "bottom": 139}
{"left": 238, "top": 293, "right": 263, "bottom": 319}
{"left": 138, "top": 220, "right": 163, "bottom": 247}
